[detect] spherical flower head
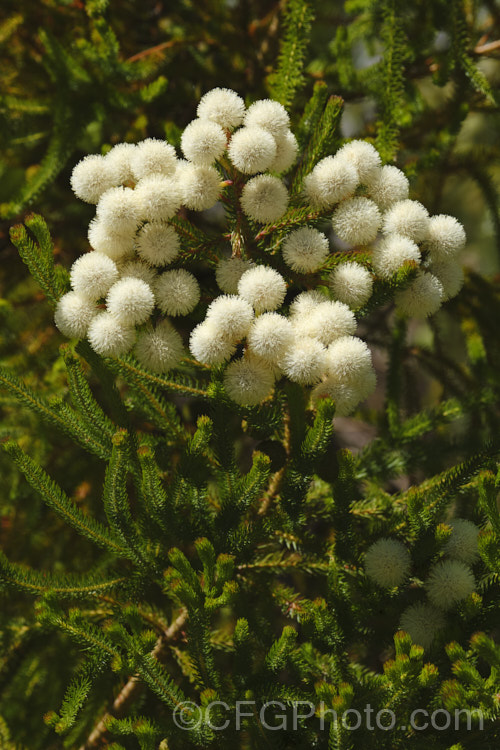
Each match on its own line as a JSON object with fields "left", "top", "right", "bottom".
{"left": 96, "top": 186, "right": 142, "bottom": 234}
{"left": 426, "top": 214, "right": 466, "bottom": 261}
{"left": 135, "top": 175, "right": 182, "bottom": 222}
{"left": 130, "top": 138, "right": 177, "bottom": 180}
{"left": 238, "top": 266, "right": 287, "bottom": 313}
{"left": 427, "top": 258, "right": 464, "bottom": 301}
{"left": 247, "top": 313, "right": 295, "bottom": 364}
{"left": 312, "top": 367, "right": 376, "bottom": 416}
{"left": 244, "top": 99, "right": 290, "bottom": 137}
{"left": 223, "top": 354, "right": 275, "bottom": 406}
{"left": 216, "top": 257, "right": 253, "bottom": 294}
{"left": 88, "top": 218, "right": 136, "bottom": 261}
{"left": 332, "top": 197, "right": 381, "bottom": 246}
{"left": 280, "top": 337, "right": 327, "bottom": 385}
{"left": 228, "top": 126, "right": 277, "bottom": 174}
{"left": 70, "top": 252, "right": 119, "bottom": 302}
{"left": 269, "top": 131, "right": 298, "bottom": 174}
{"left": 383, "top": 200, "right": 430, "bottom": 243}
{"left": 104, "top": 143, "right": 136, "bottom": 185}
{"left": 399, "top": 602, "right": 445, "bottom": 650}
{"left": 335, "top": 140, "right": 382, "bottom": 184}
{"left": 70, "top": 154, "right": 118, "bottom": 204}
{"left": 155, "top": 269, "right": 200, "bottom": 316}
{"left": 117, "top": 260, "right": 157, "bottom": 287}
{"left": 443, "top": 519, "right": 480, "bottom": 564}
{"left": 197, "top": 87, "right": 246, "bottom": 129}
{"left": 189, "top": 320, "right": 236, "bottom": 365}
{"left": 395, "top": 271, "right": 444, "bottom": 318}
{"left": 106, "top": 277, "right": 155, "bottom": 326}
{"left": 282, "top": 227, "right": 329, "bottom": 274}
{"left": 364, "top": 538, "right": 411, "bottom": 588}
{"left": 326, "top": 336, "right": 372, "bottom": 382}
{"left": 240, "top": 175, "right": 289, "bottom": 224}
{"left": 136, "top": 222, "right": 180, "bottom": 267}
{"left": 179, "top": 164, "right": 221, "bottom": 211}
{"left": 206, "top": 295, "right": 254, "bottom": 341}
{"left": 135, "top": 320, "right": 184, "bottom": 373}
{"left": 365, "top": 165, "right": 409, "bottom": 211}
{"left": 304, "top": 156, "right": 358, "bottom": 209}
{"left": 54, "top": 292, "right": 97, "bottom": 339}
{"left": 293, "top": 300, "right": 357, "bottom": 346}
{"left": 181, "top": 119, "right": 227, "bottom": 166}
{"left": 426, "top": 560, "right": 475, "bottom": 610}
{"left": 329, "top": 262, "right": 373, "bottom": 308}
{"left": 87, "top": 312, "right": 135, "bottom": 357}
{"left": 372, "top": 234, "right": 421, "bottom": 278}
{"left": 289, "top": 290, "right": 326, "bottom": 318}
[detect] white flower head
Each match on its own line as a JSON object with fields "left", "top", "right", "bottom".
{"left": 155, "top": 269, "right": 200, "bottom": 316}
{"left": 135, "top": 175, "right": 182, "bottom": 222}
{"left": 96, "top": 186, "right": 142, "bottom": 234}
{"left": 178, "top": 163, "right": 221, "bottom": 211}
{"left": 70, "top": 154, "right": 118, "bottom": 204}
{"left": 269, "top": 131, "right": 298, "bottom": 174}
{"left": 426, "top": 214, "right": 466, "bottom": 261}
{"left": 364, "top": 538, "right": 411, "bottom": 588}
{"left": 87, "top": 218, "right": 135, "bottom": 261}
{"left": 117, "top": 260, "right": 157, "bottom": 288}
{"left": 54, "top": 292, "right": 97, "bottom": 339}
{"left": 237, "top": 266, "right": 287, "bottom": 313}
{"left": 293, "top": 300, "right": 356, "bottom": 346}
{"left": 329, "top": 262, "right": 373, "bottom": 308}
{"left": 443, "top": 519, "right": 480, "bottom": 564}
{"left": 326, "top": 336, "right": 373, "bottom": 381}
{"left": 383, "top": 200, "right": 430, "bottom": 243}
{"left": 312, "top": 368, "right": 376, "bottom": 416}
{"left": 223, "top": 354, "right": 275, "bottom": 406}
{"left": 365, "top": 165, "right": 409, "bottom": 211}
{"left": 228, "top": 126, "right": 277, "bottom": 174}
{"left": 400, "top": 602, "right": 445, "bottom": 650}
{"left": 240, "top": 175, "right": 289, "bottom": 224}
{"left": 335, "top": 140, "right": 382, "bottom": 184}
{"left": 215, "top": 257, "right": 253, "bottom": 294}
{"left": 136, "top": 222, "right": 180, "bottom": 267}
{"left": 280, "top": 336, "right": 327, "bottom": 385}
{"left": 428, "top": 258, "right": 464, "bottom": 301}
{"left": 244, "top": 99, "right": 290, "bottom": 137}
{"left": 332, "top": 197, "right": 381, "bottom": 246}
{"left": 372, "top": 234, "right": 421, "bottom": 278}
{"left": 426, "top": 560, "right": 475, "bottom": 610}
{"left": 395, "top": 270, "right": 444, "bottom": 318}
{"left": 289, "top": 289, "right": 326, "bottom": 318}
{"left": 181, "top": 119, "right": 227, "bottom": 165}
{"left": 189, "top": 320, "right": 236, "bottom": 365}
{"left": 304, "top": 155, "right": 358, "bottom": 209}
{"left": 247, "top": 313, "right": 295, "bottom": 364}
{"left": 87, "top": 311, "right": 135, "bottom": 357}
{"left": 106, "top": 277, "right": 155, "bottom": 326}
{"left": 104, "top": 143, "right": 136, "bottom": 185}
{"left": 130, "top": 138, "right": 177, "bottom": 180}
{"left": 135, "top": 320, "right": 184, "bottom": 373}
{"left": 206, "top": 294, "right": 254, "bottom": 341}
{"left": 70, "top": 252, "right": 119, "bottom": 301}
{"left": 282, "top": 227, "right": 329, "bottom": 273}
{"left": 197, "top": 87, "right": 246, "bottom": 129}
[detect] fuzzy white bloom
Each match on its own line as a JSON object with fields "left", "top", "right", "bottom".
{"left": 54, "top": 292, "right": 97, "bottom": 339}
{"left": 87, "top": 312, "right": 135, "bottom": 357}
{"left": 395, "top": 270, "right": 444, "bottom": 318}
{"left": 106, "top": 278, "right": 155, "bottom": 325}
{"left": 329, "top": 262, "right": 373, "bottom": 308}
{"left": 383, "top": 199, "right": 430, "bottom": 243}
{"left": 223, "top": 354, "right": 275, "bottom": 406}
{"left": 280, "top": 337, "right": 327, "bottom": 385}
{"left": 326, "top": 336, "right": 372, "bottom": 381}
{"left": 289, "top": 290, "right": 326, "bottom": 318}
{"left": 197, "top": 87, "right": 246, "bottom": 129}
{"left": 205, "top": 294, "right": 254, "bottom": 341}
{"left": 70, "top": 154, "right": 117, "bottom": 204}
{"left": 443, "top": 519, "right": 480, "bottom": 564}
{"left": 428, "top": 259, "right": 464, "bottom": 301}
{"left": 130, "top": 138, "right": 177, "bottom": 180}
{"left": 136, "top": 222, "right": 180, "bottom": 267}
{"left": 304, "top": 156, "right": 358, "bottom": 209}
{"left": 240, "top": 175, "right": 289, "bottom": 224}
{"left": 332, "top": 197, "right": 381, "bottom": 245}
{"left": 426, "top": 214, "right": 466, "bottom": 261}
{"left": 426, "top": 560, "right": 475, "bottom": 610}
{"left": 104, "top": 143, "right": 136, "bottom": 185}
{"left": 135, "top": 320, "right": 184, "bottom": 373}
{"left": 238, "top": 266, "right": 287, "bottom": 313}
{"left": 87, "top": 218, "right": 135, "bottom": 261}
{"left": 135, "top": 175, "right": 182, "bottom": 222}
{"left": 371, "top": 234, "right": 421, "bottom": 278}
{"left": 282, "top": 227, "right": 329, "bottom": 273}
{"left": 178, "top": 163, "right": 221, "bottom": 211}
{"left": 181, "top": 119, "right": 227, "bottom": 165}
{"left": 189, "top": 320, "right": 236, "bottom": 365}
{"left": 365, "top": 165, "right": 409, "bottom": 211}
{"left": 70, "top": 252, "right": 119, "bottom": 301}
{"left": 312, "top": 368, "right": 376, "bottom": 416}
{"left": 293, "top": 300, "right": 356, "bottom": 346}
{"left": 247, "top": 313, "right": 295, "bottom": 364}
{"left": 215, "top": 257, "right": 253, "bottom": 294}
{"left": 364, "top": 538, "right": 411, "bottom": 588}
{"left": 335, "top": 140, "right": 382, "bottom": 184}
{"left": 269, "top": 131, "right": 298, "bottom": 173}
{"left": 244, "top": 99, "right": 290, "bottom": 137}
{"left": 399, "top": 602, "right": 445, "bottom": 650}
{"left": 96, "top": 186, "right": 142, "bottom": 234}
{"left": 227, "top": 126, "right": 277, "bottom": 174}
{"left": 117, "top": 260, "right": 157, "bottom": 287}
{"left": 154, "top": 269, "right": 200, "bottom": 316}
